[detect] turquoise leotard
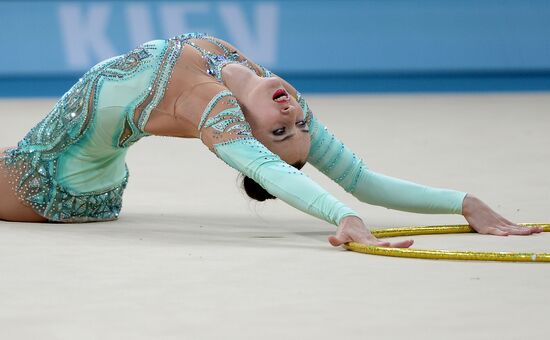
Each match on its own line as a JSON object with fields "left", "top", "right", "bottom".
{"left": 1, "top": 33, "right": 466, "bottom": 223}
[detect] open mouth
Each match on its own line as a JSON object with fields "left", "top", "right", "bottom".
{"left": 272, "top": 88, "right": 289, "bottom": 103}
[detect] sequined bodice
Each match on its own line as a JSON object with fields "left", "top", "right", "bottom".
{"left": 177, "top": 33, "right": 272, "bottom": 83}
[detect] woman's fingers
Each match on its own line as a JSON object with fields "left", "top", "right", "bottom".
{"left": 388, "top": 239, "right": 414, "bottom": 248}
{"left": 503, "top": 225, "right": 532, "bottom": 235}
{"left": 481, "top": 224, "right": 543, "bottom": 236}
{"left": 521, "top": 225, "right": 544, "bottom": 233}
{"left": 329, "top": 234, "right": 414, "bottom": 248}
{"left": 372, "top": 240, "right": 391, "bottom": 247}
{"left": 328, "top": 235, "right": 348, "bottom": 247}
{"left": 331, "top": 216, "right": 416, "bottom": 249}
{"left": 361, "top": 238, "right": 413, "bottom": 248}
{"left": 497, "top": 217, "right": 544, "bottom": 233}
{"left": 486, "top": 227, "right": 509, "bottom": 236}
{"left": 497, "top": 224, "right": 542, "bottom": 235}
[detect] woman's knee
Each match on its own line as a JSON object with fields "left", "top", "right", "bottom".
{"left": 0, "top": 162, "right": 48, "bottom": 223}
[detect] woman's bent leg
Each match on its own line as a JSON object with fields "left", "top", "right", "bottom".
{"left": 0, "top": 147, "right": 48, "bottom": 222}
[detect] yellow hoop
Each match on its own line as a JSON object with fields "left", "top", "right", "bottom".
{"left": 344, "top": 223, "right": 550, "bottom": 262}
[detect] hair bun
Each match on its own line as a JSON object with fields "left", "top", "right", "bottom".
{"left": 242, "top": 176, "right": 276, "bottom": 201}
{"left": 241, "top": 162, "right": 305, "bottom": 202}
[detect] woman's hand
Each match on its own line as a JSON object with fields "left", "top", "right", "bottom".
{"left": 329, "top": 216, "right": 414, "bottom": 248}
{"left": 462, "top": 194, "right": 543, "bottom": 236}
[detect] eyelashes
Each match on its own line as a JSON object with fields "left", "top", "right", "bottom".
{"left": 296, "top": 120, "right": 307, "bottom": 128}
{"left": 273, "top": 127, "right": 285, "bottom": 136}
{"left": 272, "top": 120, "right": 309, "bottom": 136}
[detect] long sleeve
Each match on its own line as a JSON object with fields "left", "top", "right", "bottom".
{"left": 198, "top": 89, "right": 358, "bottom": 225}
{"left": 299, "top": 94, "right": 467, "bottom": 214}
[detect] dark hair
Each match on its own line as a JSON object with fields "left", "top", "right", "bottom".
{"left": 241, "top": 161, "right": 305, "bottom": 201}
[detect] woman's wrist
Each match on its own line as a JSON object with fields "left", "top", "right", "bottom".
{"left": 339, "top": 215, "right": 363, "bottom": 227}
{"left": 461, "top": 194, "right": 480, "bottom": 217}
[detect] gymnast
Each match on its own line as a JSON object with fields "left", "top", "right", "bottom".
{"left": 0, "top": 33, "right": 542, "bottom": 247}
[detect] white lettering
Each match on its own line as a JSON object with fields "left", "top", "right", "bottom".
{"left": 58, "top": 4, "right": 116, "bottom": 69}
{"left": 126, "top": 3, "right": 156, "bottom": 47}
{"left": 159, "top": 3, "right": 212, "bottom": 38}
{"left": 219, "top": 3, "right": 278, "bottom": 65}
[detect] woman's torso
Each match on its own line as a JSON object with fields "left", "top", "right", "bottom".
{"left": 142, "top": 33, "right": 269, "bottom": 138}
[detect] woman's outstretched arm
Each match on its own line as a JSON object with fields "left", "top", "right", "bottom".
{"left": 299, "top": 95, "right": 543, "bottom": 237}
{"left": 197, "top": 87, "right": 414, "bottom": 247}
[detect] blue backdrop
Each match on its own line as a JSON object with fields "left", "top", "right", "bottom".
{"left": 1, "top": 0, "right": 550, "bottom": 96}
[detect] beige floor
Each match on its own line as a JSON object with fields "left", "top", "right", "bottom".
{"left": 0, "top": 93, "right": 549, "bottom": 340}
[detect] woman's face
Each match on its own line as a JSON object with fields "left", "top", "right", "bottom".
{"left": 241, "top": 77, "right": 311, "bottom": 165}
